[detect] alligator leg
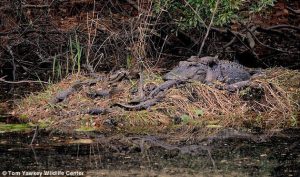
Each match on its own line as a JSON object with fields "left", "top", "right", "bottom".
{"left": 224, "top": 80, "right": 250, "bottom": 92}
{"left": 148, "top": 80, "right": 185, "bottom": 98}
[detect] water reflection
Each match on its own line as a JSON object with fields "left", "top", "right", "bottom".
{"left": 0, "top": 130, "right": 299, "bottom": 176}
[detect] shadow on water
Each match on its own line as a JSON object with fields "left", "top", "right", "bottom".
{"left": 0, "top": 128, "right": 299, "bottom": 177}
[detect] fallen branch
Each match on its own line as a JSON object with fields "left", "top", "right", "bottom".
{"left": 22, "top": 5, "right": 50, "bottom": 8}
{"left": 0, "top": 29, "right": 67, "bottom": 37}
{"left": 0, "top": 76, "right": 49, "bottom": 84}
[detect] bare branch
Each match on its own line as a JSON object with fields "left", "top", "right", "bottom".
{"left": 266, "top": 24, "right": 300, "bottom": 32}
{"left": 198, "top": 0, "right": 220, "bottom": 56}
{"left": 0, "top": 76, "right": 49, "bottom": 84}
{"left": 287, "top": 7, "right": 300, "bottom": 15}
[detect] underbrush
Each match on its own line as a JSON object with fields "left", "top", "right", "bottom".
{"left": 14, "top": 68, "right": 300, "bottom": 137}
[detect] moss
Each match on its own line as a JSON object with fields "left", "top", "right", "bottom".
{"left": 0, "top": 123, "right": 32, "bottom": 133}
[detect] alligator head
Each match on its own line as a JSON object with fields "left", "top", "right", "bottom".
{"left": 163, "top": 61, "right": 208, "bottom": 82}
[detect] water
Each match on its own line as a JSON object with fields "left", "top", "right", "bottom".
{"left": 0, "top": 130, "right": 299, "bottom": 177}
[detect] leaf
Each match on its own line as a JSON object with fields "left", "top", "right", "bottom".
{"left": 194, "top": 109, "right": 204, "bottom": 116}
{"left": 180, "top": 114, "right": 191, "bottom": 124}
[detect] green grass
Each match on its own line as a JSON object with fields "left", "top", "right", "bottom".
{"left": 0, "top": 123, "right": 32, "bottom": 133}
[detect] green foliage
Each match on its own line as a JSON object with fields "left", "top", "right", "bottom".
{"left": 126, "top": 54, "right": 133, "bottom": 70}
{"left": 180, "top": 109, "right": 204, "bottom": 124}
{"left": 51, "top": 35, "right": 83, "bottom": 82}
{"left": 194, "top": 109, "right": 204, "bottom": 116}
{"left": 290, "top": 115, "right": 298, "bottom": 127}
{"left": 0, "top": 123, "right": 32, "bottom": 133}
{"left": 180, "top": 114, "right": 191, "bottom": 124}
{"left": 250, "top": 0, "right": 276, "bottom": 12}
{"left": 154, "top": 0, "right": 276, "bottom": 29}
{"left": 69, "top": 35, "right": 83, "bottom": 74}
{"left": 19, "top": 114, "right": 28, "bottom": 120}
{"left": 52, "top": 55, "right": 62, "bottom": 81}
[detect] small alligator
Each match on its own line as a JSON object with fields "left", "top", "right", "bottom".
{"left": 59, "top": 107, "right": 109, "bottom": 116}
{"left": 112, "top": 96, "right": 163, "bottom": 111}
{"left": 51, "top": 82, "right": 83, "bottom": 104}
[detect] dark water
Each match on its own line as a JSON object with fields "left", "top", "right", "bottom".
{"left": 0, "top": 130, "right": 299, "bottom": 177}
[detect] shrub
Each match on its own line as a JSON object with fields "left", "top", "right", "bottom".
{"left": 154, "top": 0, "right": 276, "bottom": 29}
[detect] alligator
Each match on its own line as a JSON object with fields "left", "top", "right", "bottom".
{"left": 112, "top": 96, "right": 164, "bottom": 111}
{"left": 167, "top": 56, "right": 259, "bottom": 84}
{"left": 187, "top": 56, "right": 257, "bottom": 84}
{"left": 51, "top": 82, "right": 83, "bottom": 104}
{"left": 59, "top": 107, "right": 110, "bottom": 117}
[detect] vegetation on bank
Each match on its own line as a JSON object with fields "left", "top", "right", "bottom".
{"left": 13, "top": 68, "right": 299, "bottom": 136}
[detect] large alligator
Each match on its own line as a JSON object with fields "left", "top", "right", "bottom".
{"left": 114, "top": 56, "right": 261, "bottom": 111}
{"left": 166, "top": 56, "right": 258, "bottom": 84}
{"left": 187, "top": 56, "right": 258, "bottom": 84}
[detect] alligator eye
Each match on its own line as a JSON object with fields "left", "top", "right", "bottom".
{"left": 208, "top": 61, "right": 217, "bottom": 67}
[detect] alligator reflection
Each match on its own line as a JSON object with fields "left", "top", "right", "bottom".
{"left": 0, "top": 130, "right": 299, "bottom": 177}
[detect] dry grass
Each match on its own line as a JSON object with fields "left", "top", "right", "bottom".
{"left": 13, "top": 68, "right": 300, "bottom": 136}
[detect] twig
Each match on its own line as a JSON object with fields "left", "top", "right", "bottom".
{"left": 0, "top": 76, "right": 49, "bottom": 84}
{"left": 223, "top": 36, "right": 237, "bottom": 49}
{"left": 198, "top": 0, "right": 220, "bottom": 56}
{"left": 22, "top": 5, "right": 50, "bottom": 8}
{"left": 30, "top": 126, "right": 39, "bottom": 145}
{"left": 266, "top": 24, "right": 300, "bottom": 32}
{"left": 207, "top": 149, "right": 216, "bottom": 169}
{"left": 155, "top": 35, "right": 168, "bottom": 67}
{"left": 287, "top": 7, "right": 300, "bottom": 15}
{"left": 137, "top": 55, "right": 145, "bottom": 100}
{"left": 6, "top": 46, "right": 16, "bottom": 81}
{"left": 0, "top": 29, "right": 67, "bottom": 37}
